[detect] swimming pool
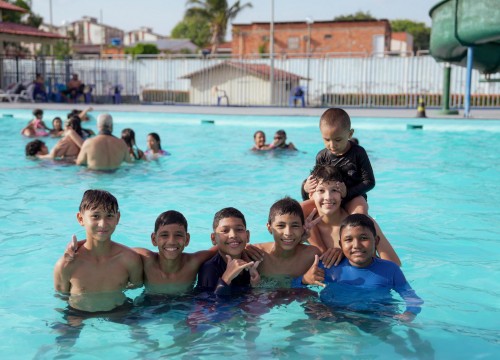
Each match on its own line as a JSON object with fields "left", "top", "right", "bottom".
{"left": 0, "top": 109, "right": 499, "bottom": 359}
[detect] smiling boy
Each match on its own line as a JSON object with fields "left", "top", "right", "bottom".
{"left": 54, "top": 190, "right": 143, "bottom": 313}
{"left": 302, "top": 214, "right": 422, "bottom": 322}
{"left": 133, "top": 210, "right": 216, "bottom": 295}
{"left": 196, "top": 207, "right": 259, "bottom": 295}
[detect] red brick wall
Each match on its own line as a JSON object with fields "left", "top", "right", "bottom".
{"left": 232, "top": 20, "right": 391, "bottom": 56}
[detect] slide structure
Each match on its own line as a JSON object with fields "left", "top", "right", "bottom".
{"left": 429, "top": 0, "right": 500, "bottom": 74}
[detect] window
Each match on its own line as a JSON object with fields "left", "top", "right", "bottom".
{"left": 288, "top": 37, "right": 300, "bottom": 50}
{"left": 324, "top": 34, "right": 332, "bottom": 39}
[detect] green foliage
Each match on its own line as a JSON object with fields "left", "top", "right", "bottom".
{"left": 171, "top": 15, "right": 210, "bottom": 48}
{"left": 334, "top": 11, "right": 376, "bottom": 21}
{"left": 39, "top": 40, "right": 71, "bottom": 59}
{"left": 391, "top": 19, "right": 431, "bottom": 52}
{"left": 125, "top": 43, "right": 160, "bottom": 57}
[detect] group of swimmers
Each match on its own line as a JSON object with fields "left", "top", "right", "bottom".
{"left": 23, "top": 108, "right": 170, "bottom": 164}
{"left": 53, "top": 107, "right": 423, "bottom": 345}
{"left": 251, "top": 129, "right": 298, "bottom": 151}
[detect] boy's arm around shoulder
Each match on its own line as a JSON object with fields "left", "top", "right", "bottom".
{"left": 372, "top": 217, "right": 401, "bottom": 266}
{"left": 188, "top": 246, "right": 218, "bottom": 271}
{"left": 123, "top": 246, "right": 144, "bottom": 289}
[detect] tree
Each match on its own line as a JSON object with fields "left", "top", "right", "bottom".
{"left": 334, "top": 11, "right": 376, "bottom": 21}
{"left": 171, "top": 14, "right": 211, "bottom": 48}
{"left": 391, "top": 20, "right": 430, "bottom": 52}
{"left": 125, "top": 43, "right": 159, "bottom": 58}
{"left": 185, "top": 0, "right": 252, "bottom": 54}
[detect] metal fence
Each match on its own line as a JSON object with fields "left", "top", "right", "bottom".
{"left": 1, "top": 54, "right": 499, "bottom": 107}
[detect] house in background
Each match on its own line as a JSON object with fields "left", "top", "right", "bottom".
{"left": 391, "top": 32, "right": 414, "bottom": 56}
{"left": 180, "top": 61, "right": 306, "bottom": 106}
{"left": 123, "top": 27, "right": 167, "bottom": 46}
{"left": 232, "top": 19, "right": 392, "bottom": 57}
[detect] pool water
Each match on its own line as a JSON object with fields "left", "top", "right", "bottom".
{"left": 0, "top": 110, "right": 499, "bottom": 359}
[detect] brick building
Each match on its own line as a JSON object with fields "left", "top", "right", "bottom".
{"left": 231, "top": 20, "right": 391, "bottom": 57}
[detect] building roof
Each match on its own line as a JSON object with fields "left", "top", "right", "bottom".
{"left": 0, "top": 22, "right": 65, "bottom": 45}
{"left": 141, "top": 38, "right": 197, "bottom": 52}
{"left": 0, "top": 0, "right": 27, "bottom": 12}
{"left": 180, "top": 61, "right": 308, "bottom": 81}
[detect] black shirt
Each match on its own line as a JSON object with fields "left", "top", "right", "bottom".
{"left": 315, "top": 142, "right": 375, "bottom": 202}
{"left": 196, "top": 253, "right": 250, "bottom": 295}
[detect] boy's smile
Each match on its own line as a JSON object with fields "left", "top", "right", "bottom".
{"left": 340, "top": 225, "right": 379, "bottom": 268}
{"left": 312, "top": 180, "right": 342, "bottom": 215}
{"left": 77, "top": 208, "right": 120, "bottom": 242}
{"left": 267, "top": 213, "right": 304, "bottom": 250}
{"left": 211, "top": 217, "right": 249, "bottom": 259}
{"left": 152, "top": 223, "right": 190, "bottom": 260}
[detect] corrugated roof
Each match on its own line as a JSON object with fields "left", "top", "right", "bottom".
{"left": 0, "top": 0, "right": 27, "bottom": 12}
{"left": 181, "top": 61, "right": 307, "bottom": 81}
{"left": 0, "top": 22, "right": 65, "bottom": 39}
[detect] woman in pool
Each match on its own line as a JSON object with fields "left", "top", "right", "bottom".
{"left": 145, "top": 132, "right": 170, "bottom": 160}
{"left": 21, "top": 109, "right": 50, "bottom": 137}
{"left": 251, "top": 130, "right": 270, "bottom": 151}
{"left": 38, "top": 116, "right": 84, "bottom": 161}
{"left": 121, "top": 128, "right": 145, "bottom": 161}
{"left": 50, "top": 117, "right": 65, "bottom": 138}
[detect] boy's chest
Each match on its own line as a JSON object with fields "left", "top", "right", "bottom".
{"left": 318, "top": 223, "right": 340, "bottom": 248}
{"left": 71, "top": 261, "right": 129, "bottom": 292}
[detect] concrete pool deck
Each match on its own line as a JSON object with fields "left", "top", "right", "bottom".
{"left": 2, "top": 102, "right": 500, "bottom": 120}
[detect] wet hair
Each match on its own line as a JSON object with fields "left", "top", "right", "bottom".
{"left": 310, "top": 164, "right": 344, "bottom": 183}
{"left": 268, "top": 196, "right": 304, "bottom": 225}
{"left": 25, "top": 139, "right": 45, "bottom": 156}
{"left": 339, "top": 214, "right": 377, "bottom": 238}
{"left": 253, "top": 130, "right": 265, "bottom": 139}
{"left": 154, "top": 210, "right": 188, "bottom": 233}
{"left": 97, "top": 113, "right": 113, "bottom": 132}
{"left": 212, "top": 207, "right": 246, "bottom": 230}
{"left": 52, "top": 117, "right": 62, "bottom": 128}
{"left": 148, "top": 132, "right": 162, "bottom": 150}
{"left": 275, "top": 129, "right": 286, "bottom": 138}
{"left": 121, "top": 128, "right": 136, "bottom": 148}
{"left": 67, "top": 109, "right": 79, "bottom": 119}
{"left": 33, "top": 109, "right": 43, "bottom": 117}
{"left": 67, "top": 115, "right": 83, "bottom": 137}
{"left": 319, "top": 108, "right": 351, "bottom": 131}
{"left": 79, "top": 189, "right": 119, "bottom": 214}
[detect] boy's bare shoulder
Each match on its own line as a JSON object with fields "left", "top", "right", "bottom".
{"left": 298, "top": 243, "right": 322, "bottom": 256}
{"left": 112, "top": 241, "right": 142, "bottom": 261}
{"left": 254, "top": 242, "right": 274, "bottom": 251}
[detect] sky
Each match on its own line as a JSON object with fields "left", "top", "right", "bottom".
{"left": 32, "top": 0, "right": 438, "bottom": 36}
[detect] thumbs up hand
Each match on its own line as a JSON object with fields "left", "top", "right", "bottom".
{"left": 302, "top": 254, "right": 325, "bottom": 287}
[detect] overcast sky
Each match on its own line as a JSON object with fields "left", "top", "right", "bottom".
{"left": 32, "top": 0, "right": 438, "bottom": 36}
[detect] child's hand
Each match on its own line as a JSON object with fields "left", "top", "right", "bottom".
{"left": 302, "top": 255, "right": 325, "bottom": 287}
{"left": 394, "top": 311, "right": 416, "bottom": 323}
{"left": 304, "top": 175, "right": 318, "bottom": 194}
{"left": 243, "top": 244, "right": 264, "bottom": 262}
{"left": 221, "top": 255, "right": 255, "bottom": 285}
{"left": 304, "top": 208, "right": 323, "bottom": 234}
{"left": 249, "top": 261, "right": 261, "bottom": 286}
{"left": 64, "top": 235, "right": 79, "bottom": 262}
{"left": 320, "top": 247, "right": 343, "bottom": 268}
{"left": 336, "top": 181, "right": 347, "bottom": 198}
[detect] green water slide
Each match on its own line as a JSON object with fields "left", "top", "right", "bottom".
{"left": 429, "top": 0, "right": 500, "bottom": 74}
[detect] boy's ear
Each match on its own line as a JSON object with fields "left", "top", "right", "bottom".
{"left": 185, "top": 233, "right": 190, "bottom": 247}
{"left": 266, "top": 223, "right": 272, "bottom": 234}
{"left": 210, "top": 233, "right": 216, "bottom": 246}
{"left": 349, "top": 128, "right": 355, "bottom": 138}
{"left": 151, "top": 232, "right": 157, "bottom": 246}
{"left": 76, "top": 212, "right": 84, "bottom": 226}
{"left": 374, "top": 235, "right": 380, "bottom": 248}
{"left": 246, "top": 230, "right": 250, "bottom": 243}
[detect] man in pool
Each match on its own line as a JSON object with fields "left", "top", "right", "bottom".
{"left": 25, "top": 139, "right": 49, "bottom": 158}
{"left": 76, "top": 113, "right": 131, "bottom": 170}
{"left": 54, "top": 189, "right": 143, "bottom": 313}
{"left": 133, "top": 210, "right": 217, "bottom": 296}
{"left": 299, "top": 214, "right": 423, "bottom": 322}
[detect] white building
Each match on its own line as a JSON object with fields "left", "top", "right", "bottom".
{"left": 123, "top": 27, "right": 166, "bottom": 46}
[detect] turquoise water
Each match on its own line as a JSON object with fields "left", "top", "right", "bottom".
{"left": 0, "top": 109, "right": 499, "bottom": 359}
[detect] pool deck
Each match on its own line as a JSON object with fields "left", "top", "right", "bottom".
{"left": 2, "top": 102, "right": 500, "bottom": 120}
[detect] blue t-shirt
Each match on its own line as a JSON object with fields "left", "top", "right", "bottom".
{"left": 294, "top": 257, "right": 423, "bottom": 314}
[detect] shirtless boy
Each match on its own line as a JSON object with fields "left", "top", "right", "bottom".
{"left": 133, "top": 210, "right": 216, "bottom": 295}
{"left": 251, "top": 197, "right": 321, "bottom": 287}
{"left": 54, "top": 189, "right": 143, "bottom": 313}
{"left": 302, "top": 164, "right": 401, "bottom": 266}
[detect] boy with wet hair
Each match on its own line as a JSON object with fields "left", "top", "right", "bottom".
{"left": 25, "top": 139, "right": 49, "bottom": 157}
{"left": 133, "top": 210, "right": 216, "bottom": 295}
{"left": 54, "top": 189, "right": 143, "bottom": 313}
{"left": 304, "top": 107, "right": 375, "bottom": 215}
{"left": 196, "top": 207, "right": 260, "bottom": 295}
{"left": 301, "top": 164, "right": 400, "bottom": 266}
{"left": 301, "top": 214, "right": 422, "bottom": 321}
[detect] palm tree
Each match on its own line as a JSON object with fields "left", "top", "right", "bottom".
{"left": 186, "top": 0, "right": 252, "bottom": 54}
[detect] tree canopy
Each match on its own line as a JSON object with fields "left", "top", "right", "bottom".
{"left": 391, "top": 19, "right": 431, "bottom": 52}
{"left": 171, "top": 14, "right": 211, "bottom": 48}
{"left": 333, "top": 11, "right": 376, "bottom": 21}
{"left": 125, "top": 43, "right": 160, "bottom": 57}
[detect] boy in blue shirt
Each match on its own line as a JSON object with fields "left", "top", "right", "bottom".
{"left": 299, "top": 214, "right": 423, "bottom": 321}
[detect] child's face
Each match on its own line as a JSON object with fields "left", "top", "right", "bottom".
{"left": 273, "top": 133, "right": 286, "bottom": 147}
{"left": 254, "top": 132, "right": 266, "bottom": 147}
{"left": 211, "top": 217, "right": 249, "bottom": 259}
{"left": 320, "top": 124, "right": 354, "bottom": 156}
{"left": 312, "top": 180, "right": 342, "bottom": 216}
{"left": 147, "top": 135, "right": 159, "bottom": 151}
{"left": 340, "top": 225, "right": 378, "bottom": 268}
{"left": 77, "top": 207, "right": 120, "bottom": 242}
{"left": 53, "top": 119, "right": 62, "bottom": 130}
{"left": 152, "top": 223, "right": 190, "bottom": 260}
{"left": 267, "top": 213, "right": 304, "bottom": 250}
